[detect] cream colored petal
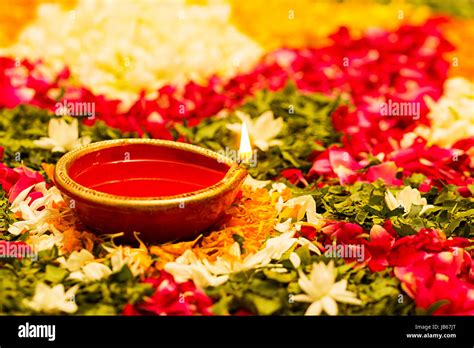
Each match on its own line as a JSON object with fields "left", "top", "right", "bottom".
{"left": 175, "top": 249, "right": 198, "bottom": 264}
{"left": 289, "top": 252, "right": 301, "bottom": 268}
{"left": 243, "top": 175, "right": 271, "bottom": 190}
{"left": 305, "top": 301, "right": 323, "bottom": 316}
{"left": 225, "top": 123, "right": 242, "bottom": 134}
{"left": 47, "top": 118, "right": 61, "bottom": 139}
{"left": 235, "top": 111, "right": 253, "bottom": 127}
{"left": 267, "top": 139, "right": 283, "bottom": 147}
{"left": 75, "top": 135, "right": 92, "bottom": 148}
{"left": 292, "top": 294, "right": 313, "bottom": 303}
{"left": 400, "top": 187, "right": 424, "bottom": 212}
{"left": 275, "top": 218, "right": 292, "bottom": 233}
{"left": 329, "top": 279, "right": 348, "bottom": 294}
{"left": 420, "top": 204, "right": 434, "bottom": 215}
{"left": 163, "top": 263, "right": 193, "bottom": 283}
{"left": 68, "top": 271, "right": 85, "bottom": 282}
{"left": 311, "top": 261, "right": 336, "bottom": 287}
{"left": 297, "top": 238, "right": 321, "bottom": 255}
{"left": 69, "top": 119, "right": 80, "bottom": 140}
{"left": 333, "top": 294, "right": 362, "bottom": 306}
{"left": 253, "top": 139, "right": 269, "bottom": 151}
{"left": 63, "top": 249, "right": 95, "bottom": 272}
{"left": 321, "top": 296, "right": 339, "bottom": 316}
{"left": 229, "top": 242, "right": 242, "bottom": 259}
{"left": 192, "top": 264, "right": 228, "bottom": 288}
{"left": 33, "top": 138, "right": 57, "bottom": 150}
{"left": 254, "top": 111, "right": 284, "bottom": 140}
{"left": 243, "top": 249, "right": 271, "bottom": 269}
{"left": 384, "top": 190, "right": 401, "bottom": 211}
{"left": 82, "top": 262, "right": 112, "bottom": 282}
{"left": 298, "top": 271, "right": 320, "bottom": 299}
{"left": 253, "top": 110, "right": 274, "bottom": 129}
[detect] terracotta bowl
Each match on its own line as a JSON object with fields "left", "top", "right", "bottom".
{"left": 54, "top": 139, "right": 247, "bottom": 243}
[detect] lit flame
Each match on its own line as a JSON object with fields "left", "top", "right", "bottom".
{"left": 239, "top": 122, "right": 252, "bottom": 164}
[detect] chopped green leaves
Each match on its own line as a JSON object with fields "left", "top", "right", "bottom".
{"left": 287, "top": 180, "right": 473, "bottom": 238}
{"left": 0, "top": 105, "right": 138, "bottom": 171}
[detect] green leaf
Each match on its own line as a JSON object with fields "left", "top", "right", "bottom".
{"left": 111, "top": 265, "right": 134, "bottom": 282}
{"left": 250, "top": 294, "right": 282, "bottom": 315}
{"left": 44, "top": 265, "right": 68, "bottom": 284}
{"left": 263, "top": 269, "right": 296, "bottom": 283}
{"left": 295, "top": 244, "right": 312, "bottom": 266}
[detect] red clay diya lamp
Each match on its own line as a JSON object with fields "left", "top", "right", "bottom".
{"left": 54, "top": 138, "right": 248, "bottom": 243}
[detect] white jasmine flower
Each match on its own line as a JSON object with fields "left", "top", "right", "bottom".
{"left": 293, "top": 261, "right": 361, "bottom": 316}
{"left": 421, "top": 78, "right": 474, "bottom": 147}
{"left": 165, "top": 229, "right": 321, "bottom": 289}
{"left": 165, "top": 246, "right": 241, "bottom": 288}
{"left": 2, "top": 0, "right": 262, "bottom": 105}
{"left": 275, "top": 218, "right": 292, "bottom": 233}
{"left": 166, "top": 233, "right": 297, "bottom": 288}
{"left": 166, "top": 261, "right": 230, "bottom": 289}
{"left": 269, "top": 182, "right": 288, "bottom": 195}
{"left": 7, "top": 202, "right": 50, "bottom": 236}
{"left": 8, "top": 183, "right": 63, "bottom": 236}
{"left": 246, "top": 230, "right": 321, "bottom": 266}
{"left": 24, "top": 283, "right": 78, "bottom": 314}
{"left": 69, "top": 262, "right": 112, "bottom": 283}
{"left": 243, "top": 175, "right": 271, "bottom": 190}
{"left": 385, "top": 186, "right": 433, "bottom": 215}
{"left": 34, "top": 118, "right": 91, "bottom": 153}
{"left": 227, "top": 110, "right": 284, "bottom": 151}
{"left": 28, "top": 230, "right": 63, "bottom": 252}
{"left": 58, "top": 249, "right": 95, "bottom": 272}
{"left": 102, "top": 244, "right": 152, "bottom": 277}
{"left": 276, "top": 195, "right": 322, "bottom": 224}
{"left": 295, "top": 235, "right": 321, "bottom": 255}
{"left": 244, "top": 232, "right": 298, "bottom": 268}
{"left": 57, "top": 248, "right": 113, "bottom": 283}
{"left": 58, "top": 249, "right": 117, "bottom": 283}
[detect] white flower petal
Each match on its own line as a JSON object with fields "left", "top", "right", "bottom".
{"left": 321, "top": 296, "right": 339, "bottom": 316}
{"left": 24, "top": 283, "right": 78, "bottom": 314}
{"left": 228, "top": 110, "right": 284, "bottom": 152}
{"left": 305, "top": 301, "right": 323, "bottom": 316}
{"left": 289, "top": 252, "right": 301, "bottom": 268}
{"left": 81, "top": 262, "right": 112, "bottom": 282}
{"left": 243, "top": 175, "right": 271, "bottom": 190}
